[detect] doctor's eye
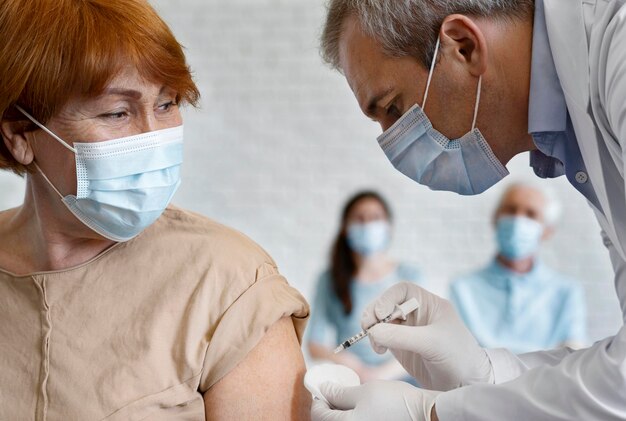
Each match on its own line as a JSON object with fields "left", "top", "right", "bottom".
{"left": 386, "top": 104, "right": 402, "bottom": 119}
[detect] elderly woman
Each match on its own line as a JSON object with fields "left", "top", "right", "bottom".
{"left": 0, "top": 1, "right": 309, "bottom": 420}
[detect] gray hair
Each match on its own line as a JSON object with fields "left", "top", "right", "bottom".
{"left": 497, "top": 181, "right": 563, "bottom": 226}
{"left": 321, "top": 0, "right": 534, "bottom": 71}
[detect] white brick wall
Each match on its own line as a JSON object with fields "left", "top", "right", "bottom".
{"left": 0, "top": 0, "right": 622, "bottom": 343}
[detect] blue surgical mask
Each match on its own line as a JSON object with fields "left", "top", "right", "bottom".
{"left": 377, "top": 38, "right": 509, "bottom": 195}
{"left": 346, "top": 220, "right": 391, "bottom": 256}
{"left": 496, "top": 216, "right": 544, "bottom": 260}
{"left": 16, "top": 105, "right": 183, "bottom": 242}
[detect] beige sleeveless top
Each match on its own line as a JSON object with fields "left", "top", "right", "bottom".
{"left": 0, "top": 206, "right": 309, "bottom": 420}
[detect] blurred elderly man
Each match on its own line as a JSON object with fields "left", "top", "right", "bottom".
{"left": 450, "top": 183, "right": 587, "bottom": 354}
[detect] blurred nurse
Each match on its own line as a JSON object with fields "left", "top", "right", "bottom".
{"left": 450, "top": 183, "right": 587, "bottom": 354}
{"left": 307, "top": 191, "right": 421, "bottom": 382}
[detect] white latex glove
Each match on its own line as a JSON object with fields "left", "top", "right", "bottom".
{"left": 311, "top": 380, "right": 440, "bottom": 421}
{"left": 362, "top": 282, "right": 494, "bottom": 391}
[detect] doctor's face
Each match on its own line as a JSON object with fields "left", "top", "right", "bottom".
{"left": 338, "top": 15, "right": 467, "bottom": 136}
{"left": 337, "top": 14, "right": 535, "bottom": 168}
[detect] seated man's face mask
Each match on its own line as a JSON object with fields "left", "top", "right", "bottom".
{"left": 377, "top": 38, "right": 509, "bottom": 196}
{"left": 16, "top": 105, "right": 183, "bottom": 243}
{"left": 496, "top": 215, "right": 544, "bottom": 260}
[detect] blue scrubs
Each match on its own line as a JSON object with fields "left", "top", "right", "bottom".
{"left": 450, "top": 259, "right": 587, "bottom": 354}
{"left": 308, "top": 264, "right": 421, "bottom": 366}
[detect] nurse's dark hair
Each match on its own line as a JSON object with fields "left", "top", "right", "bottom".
{"left": 331, "top": 191, "right": 392, "bottom": 315}
{"left": 321, "top": 0, "right": 535, "bottom": 71}
{"left": 0, "top": 0, "right": 200, "bottom": 176}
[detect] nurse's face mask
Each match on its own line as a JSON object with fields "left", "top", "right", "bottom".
{"left": 346, "top": 220, "right": 391, "bottom": 257}
{"left": 377, "top": 38, "right": 509, "bottom": 195}
{"left": 16, "top": 105, "right": 183, "bottom": 243}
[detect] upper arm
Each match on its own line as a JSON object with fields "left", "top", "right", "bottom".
{"left": 203, "top": 317, "right": 311, "bottom": 421}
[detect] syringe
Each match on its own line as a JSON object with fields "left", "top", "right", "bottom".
{"left": 333, "top": 298, "right": 419, "bottom": 354}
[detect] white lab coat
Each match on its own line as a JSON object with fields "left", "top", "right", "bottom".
{"left": 437, "top": 0, "right": 626, "bottom": 419}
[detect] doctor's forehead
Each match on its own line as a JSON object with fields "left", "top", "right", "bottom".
{"left": 338, "top": 16, "right": 396, "bottom": 112}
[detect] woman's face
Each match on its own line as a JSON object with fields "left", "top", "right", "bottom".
{"left": 345, "top": 197, "right": 389, "bottom": 227}
{"left": 29, "top": 66, "right": 182, "bottom": 198}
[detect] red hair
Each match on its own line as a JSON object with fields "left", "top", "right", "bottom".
{"left": 0, "top": 0, "right": 200, "bottom": 175}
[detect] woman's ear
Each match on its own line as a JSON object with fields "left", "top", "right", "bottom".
{"left": 439, "top": 14, "right": 489, "bottom": 77}
{"left": 1, "top": 119, "right": 35, "bottom": 165}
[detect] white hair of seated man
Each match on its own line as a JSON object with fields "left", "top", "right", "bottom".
{"left": 496, "top": 180, "right": 563, "bottom": 227}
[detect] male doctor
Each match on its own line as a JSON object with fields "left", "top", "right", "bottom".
{"left": 313, "top": 0, "right": 626, "bottom": 420}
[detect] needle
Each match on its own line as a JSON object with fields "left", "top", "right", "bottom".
{"left": 333, "top": 298, "right": 419, "bottom": 354}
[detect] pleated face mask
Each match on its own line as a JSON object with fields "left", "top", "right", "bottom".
{"left": 377, "top": 38, "right": 509, "bottom": 195}
{"left": 16, "top": 105, "right": 183, "bottom": 242}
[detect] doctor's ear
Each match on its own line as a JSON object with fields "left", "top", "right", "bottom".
{"left": 1, "top": 118, "right": 35, "bottom": 166}
{"left": 439, "top": 14, "right": 488, "bottom": 77}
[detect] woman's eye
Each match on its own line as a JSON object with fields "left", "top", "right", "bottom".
{"left": 101, "top": 111, "right": 128, "bottom": 120}
{"left": 158, "top": 101, "right": 178, "bottom": 111}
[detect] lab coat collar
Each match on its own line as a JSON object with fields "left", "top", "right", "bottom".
{"left": 543, "top": 0, "right": 591, "bottom": 109}
{"left": 528, "top": 0, "right": 569, "bottom": 134}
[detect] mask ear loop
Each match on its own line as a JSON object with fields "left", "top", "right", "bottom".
{"left": 421, "top": 39, "right": 483, "bottom": 132}
{"left": 421, "top": 37, "right": 441, "bottom": 110}
{"left": 32, "top": 162, "right": 65, "bottom": 200}
{"left": 12, "top": 105, "right": 71, "bottom": 199}
{"left": 471, "top": 76, "right": 482, "bottom": 131}
{"left": 14, "top": 105, "right": 76, "bottom": 153}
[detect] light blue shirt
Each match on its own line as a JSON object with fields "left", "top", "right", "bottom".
{"left": 308, "top": 264, "right": 421, "bottom": 366}
{"left": 450, "top": 259, "right": 587, "bottom": 354}
{"left": 528, "top": 0, "right": 600, "bottom": 210}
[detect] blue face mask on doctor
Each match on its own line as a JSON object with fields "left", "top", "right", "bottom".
{"left": 377, "top": 38, "right": 509, "bottom": 195}
{"left": 16, "top": 105, "right": 183, "bottom": 243}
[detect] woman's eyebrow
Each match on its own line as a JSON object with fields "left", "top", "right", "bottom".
{"left": 102, "top": 88, "right": 143, "bottom": 100}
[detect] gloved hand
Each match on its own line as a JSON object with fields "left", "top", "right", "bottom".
{"left": 311, "top": 380, "right": 441, "bottom": 421}
{"left": 362, "top": 282, "right": 494, "bottom": 391}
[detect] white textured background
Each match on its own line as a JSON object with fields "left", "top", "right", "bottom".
{"left": 0, "top": 0, "right": 622, "bottom": 344}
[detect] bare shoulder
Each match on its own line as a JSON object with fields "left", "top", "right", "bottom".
{"left": 203, "top": 317, "right": 311, "bottom": 421}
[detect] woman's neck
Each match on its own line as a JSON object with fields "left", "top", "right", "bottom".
{"left": 0, "top": 177, "right": 114, "bottom": 275}
{"left": 353, "top": 253, "right": 396, "bottom": 283}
